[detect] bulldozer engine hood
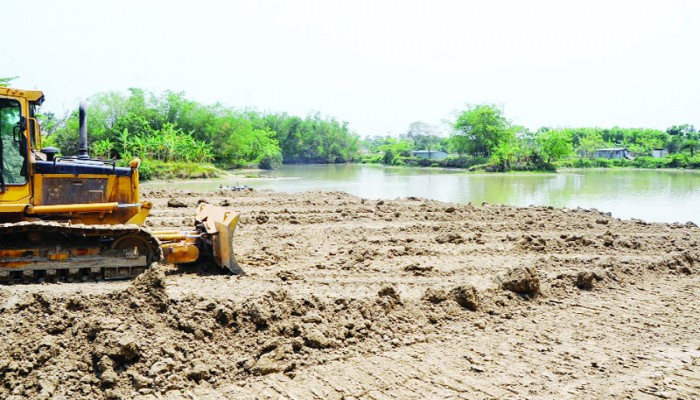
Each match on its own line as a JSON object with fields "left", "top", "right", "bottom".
{"left": 35, "top": 160, "right": 134, "bottom": 177}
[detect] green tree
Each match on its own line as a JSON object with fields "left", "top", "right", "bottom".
{"left": 0, "top": 77, "right": 18, "bottom": 87}
{"left": 573, "top": 128, "right": 605, "bottom": 159}
{"left": 37, "top": 111, "right": 60, "bottom": 136}
{"left": 383, "top": 148, "right": 395, "bottom": 165}
{"left": 451, "top": 104, "right": 509, "bottom": 157}
{"left": 258, "top": 112, "right": 358, "bottom": 164}
{"left": 92, "top": 139, "right": 114, "bottom": 159}
{"left": 448, "top": 134, "right": 470, "bottom": 156}
{"left": 536, "top": 129, "right": 573, "bottom": 164}
{"left": 681, "top": 134, "right": 699, "bottom": 157}
{"left": 626, "top": 128, "right": 668, "bottom": 155}
{"left": 378, "top": 137, "right": 412, "bottom": 165}
{"left": 43, "top": 88, "right": 363, "bottom": 169}
{"left": 667, "top": 124, "right": 696, "bottom": 154}
{"left": 489, "top": 129, "right": 519, "bottom": 171}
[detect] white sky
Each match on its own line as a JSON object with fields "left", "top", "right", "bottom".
{"left": 4, "top": 0, "right": 699, "bottom": 136}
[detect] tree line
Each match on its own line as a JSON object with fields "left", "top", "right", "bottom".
{"left": 5, "top": 77, "right": 697, "bottom": 174}
{"left": 43, "top": 89, "right": 360, "bottom": 171}
{"left": 361, "top": 104, "right": 699, "bottom": 171}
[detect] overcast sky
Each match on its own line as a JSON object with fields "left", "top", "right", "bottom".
{"left": 4, "top": 0, "right": 699, "bottom": 136}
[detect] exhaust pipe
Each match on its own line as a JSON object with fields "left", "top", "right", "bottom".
{"left": 78, "top": 101, "right": 89, "bottom": 159}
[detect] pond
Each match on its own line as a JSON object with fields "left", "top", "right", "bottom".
{"left": 144, "top": 164, "right": 700, "bottom": 224}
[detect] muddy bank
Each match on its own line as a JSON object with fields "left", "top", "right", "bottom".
{"left": 1, "top": 188, "right": 699, "bottom": 399}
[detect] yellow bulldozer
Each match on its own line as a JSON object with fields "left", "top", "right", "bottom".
{"left": 0, "top": 87, "right": 243, "bottom": 283}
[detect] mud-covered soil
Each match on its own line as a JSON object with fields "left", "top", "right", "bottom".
{"left": 1, "top": 187, "right": 699, "bottom": 399}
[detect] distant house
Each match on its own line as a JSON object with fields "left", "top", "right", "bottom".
{"left": 411, "top": 150, "right": 448, "bottom": 160}
{"left": 593, "top": 148, "right": 634, "bottom": 160}
{"left": 651, "top": 149, "right": 668, "bottom": 158}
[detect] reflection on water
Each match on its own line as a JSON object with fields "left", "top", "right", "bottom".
{"left": 145, "top": 165, "right": 700, "bottom": 224}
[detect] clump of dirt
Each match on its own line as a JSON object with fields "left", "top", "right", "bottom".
{"left": 499, "top": 266, "right": 541, "bottom": 296}
{"left": 450, "top": 285, "right": 480, "bottom": 311}
{"left": 422, "top": 288, "right": 449, "bottom": 304}
{"left": 255, "top": 213, "right": 270, "bottom": 224}
{"left": 518, "top": 234, "right": 549, "bottom": 251}
{"left": 277, "top": 270, "right": 302, "bottom": 281}
{"left": 404, "top": 262, "right": 433, "bottom": 275}
{"left": 166, "top": 198, "right": 188, "bottom": 208}
{"left": 377, "top": 285, "right": 401, "bottom": 302}
{"left": 0, "top": 291, "right": 9, "bottom": 311}
{"left": 127, "top": 267, "right": 169, "bottom": 310}
{"left": 435, "top": 233, "right": 467, "bottom": 244}
{"left": 576, "top": 271, "right": 596, "bottom": 290}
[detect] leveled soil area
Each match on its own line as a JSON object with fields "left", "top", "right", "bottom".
{"left": 1, "top": 187, "right": 699, "bottom": 399}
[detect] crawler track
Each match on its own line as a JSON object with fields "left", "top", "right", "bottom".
{"left": 0, "top": 221, "right": 162, "bottom": 284}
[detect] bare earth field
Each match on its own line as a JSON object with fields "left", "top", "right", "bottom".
{"left": 1, "top": 187, "right": 699, "bottom": 399}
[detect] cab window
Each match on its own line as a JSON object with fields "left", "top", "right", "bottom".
{"left": 0, "top": 99, "right": 27, "bottom": 185}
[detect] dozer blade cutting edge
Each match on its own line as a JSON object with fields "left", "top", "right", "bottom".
{"left": 153, "top": 203, "right": 244, "bottom": 275}
{"left": 195, "top": 203, "right": 244, "bottom": 274}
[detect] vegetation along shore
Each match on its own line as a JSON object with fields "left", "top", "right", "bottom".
{"left": 33, "top": 86, "right": 700, "bottom": 179}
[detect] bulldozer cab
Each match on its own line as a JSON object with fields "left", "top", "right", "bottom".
{"left": 0, "top": 98, "right": 28, "bottom": 190}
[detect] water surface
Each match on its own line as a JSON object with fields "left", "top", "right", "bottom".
{"left": 145, "top": 164, "right": 700, "bottom": 224}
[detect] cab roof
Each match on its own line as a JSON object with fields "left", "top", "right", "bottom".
{"left": 0, "top": 87, "right": 45, "bottom": 105}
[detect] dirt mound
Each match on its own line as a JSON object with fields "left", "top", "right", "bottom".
{"left": 1, "top": 188, "right": 699, "bottom": 399}
{"left": 499, "top": 266, "right": 541, "bottom": 295}
{"left": 0, "top": 266, "right": 478, "bottom": 399}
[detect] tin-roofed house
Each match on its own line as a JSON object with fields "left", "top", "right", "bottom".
{"left": 651, "top": 149, "right": 668, "bottom": 158}
{"left": 593, "top": 148, "right": 634, "bottom": 160}
{"left": 411, "top": 150, "right": 448, "bottom": 160}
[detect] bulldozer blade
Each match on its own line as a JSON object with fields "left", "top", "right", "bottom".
{"left": 195, "top": 203, "right": 244, "bottom": 274}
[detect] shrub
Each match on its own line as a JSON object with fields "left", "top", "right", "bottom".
{"left": 667, "top": 153, "right": 689, "bottom": 168}
{"left": 258, "top": 149, "right": 283, "bottom": 170}
{"left": 391, "top": 156, "right": 407, "bottom": 166}
{"left": 439, "top": 156, "right": 488, "bottom": 168}
{"left": 687, "top": 156, "right": 700, "bottom": 169}
{"left": 383, "top": 149, "right": 395, "bottom": 165}
{"left": 357, "top": 154, "right": 383, "bottom": 164}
